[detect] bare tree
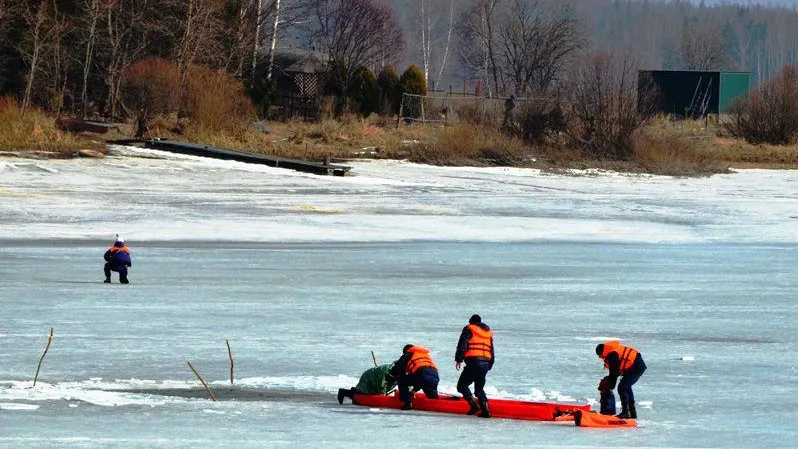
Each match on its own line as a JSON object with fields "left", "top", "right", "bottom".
{"left": 173, "top": 0, "right": 225, "bottom": 79}
{"left": 456, "top": 0, "right": 502, "bottom": 96}
{"left": 80, "top": 0, "right": 112, "bottom": 117}
{"left": 497, "top": 0, "right": 583, "bottom": 96}
{"left": 726, "top": 65, "right": 798, "bottom": 145}
{"left": 18, "top": 0, "right": 59, "bottom": 111}
{"left": 416, "top": 0, "right": 456, "bottom": 91}
{"left": 678, "top": 19, "right": 731, "bottom": 71}
{"left": 103, "top": 0, "right": 151, "bottom": 118}
{"left": 564, "top": 52, "right": 644, "bottom": 159}
{"left": 303, "top": 0, "right": 405, "bottom": 85}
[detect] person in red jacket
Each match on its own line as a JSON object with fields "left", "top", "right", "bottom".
{"left": 596, "top": 340, "right": 646, "bottom": 419}
{"left": 104, "top": 235, "right": 132, "bottom": 284}
{"left": 455, "top": 314, "right": 494, "bottom": 418}
{"left": 390, "top": 344, "right": 439, "bottom": 410}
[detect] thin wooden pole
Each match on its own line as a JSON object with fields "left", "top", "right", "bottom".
{"left": 33, "top": 328, "right": 54, "bottom": 387}
{"left": 226, "top": 339, "right": 234, "bottom": 386}
{"left": 187, "top": 361, "right": 218, "bottom": 401}
{"left": 371, "top": 350, "right": 378, "bottom": 367}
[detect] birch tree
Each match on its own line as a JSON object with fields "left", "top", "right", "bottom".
{"left": 417, "top": 0, "right": 456, "bottom": 91}
{"left": 19, "top": 0, "right": 58, "bottom": 111}
{"left": 80, "top": 0, "right": 111, "bottom": 116}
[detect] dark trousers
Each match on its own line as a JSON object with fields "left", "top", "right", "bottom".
{"left": 457, "top": 361, "right": 489, "bottom": 402}
{"left": 104, "top": 263, "right": 128, "bottom": 281}
{"left": 398, "top": 367, "right": 439, "bottom": 403}
{"left": 618, "top": 359, "right": 646, "bottom": 406}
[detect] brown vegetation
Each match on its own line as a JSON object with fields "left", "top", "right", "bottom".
{"left": 725, "top": 66, "right": 798, "bottom": 145}
{"left": 0, "top": 96, "right": 90, "bottom": 155}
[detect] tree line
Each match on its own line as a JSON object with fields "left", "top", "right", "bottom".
{"left": 0, "top": 0, "right": 796, "bottom": 149}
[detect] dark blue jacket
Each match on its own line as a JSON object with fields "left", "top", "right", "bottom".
{"left": 455, "top": 322, "right": 495, "bottom": 370}
{"left": 104, "top": 243, "right": 132, "bottom": 267}
{"left": 604, "top": 352, "right": 646, "bottom": 389}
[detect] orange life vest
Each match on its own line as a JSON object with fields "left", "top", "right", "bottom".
{"left": 464, "top": 324, "right": 494, "bottom": 359}
{"left": 107, "top": 246, "right": 130, "bottom": 254}
{"left": 405, "top": 346, "right": 437, "bottom": 375}
{"left": 600, "top": 341, "right": 638, "bottom": 373}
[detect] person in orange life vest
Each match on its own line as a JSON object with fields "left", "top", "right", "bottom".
{"left": 455, "top": 314, "right": 494, "bottom": 418}
{"left": 389, "top": 344, "right": 439, "bottom": 410}
{"left": 104, "top": 236, "right": 132, "bottom": 284}
{"left": 596, "top": 341, "right": 646, "bottom": 419}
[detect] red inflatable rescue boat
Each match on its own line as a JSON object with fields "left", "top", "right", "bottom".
{"left": 351, "top": 391, "right": 590, "bottom": 421}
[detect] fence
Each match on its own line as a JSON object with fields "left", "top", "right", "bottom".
{"left": 398, "top": 93, "right": 554, "bottom": 127}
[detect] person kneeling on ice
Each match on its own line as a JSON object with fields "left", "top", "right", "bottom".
{"left": 337, "top": 363, "right": 398, "bottom": 404}
{"left": 596, "top": 340, "right": 646, "bottom": 419}
{"left": 390, "top": 344, "right": 439, "bottom": 410}
{"left": 104, "top": 236, "right": 132, "bottom": 284}
{"left": 455, "top": 314, "right": 494, "bottom": 418}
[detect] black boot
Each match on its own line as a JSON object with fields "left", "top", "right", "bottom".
{"left": 629, "top": 401, "right": 637, "bottom": 419}
{"left": 478, "top": 399, "right": 491, "bottom": 418}
{"left": 120, "top": 277, "right": 129, "bottom": 284}
{"left": 466, "top": 398, "right": 480, "bottom": 415}
{"left": 104, "top": 278, "right": 111, "bottom": 283}
{"left": 616, "top": 403, "right": 631, "bottom": 419}
{"left": 337, "top": 388, "right": 347, "bottom": 404}
{"left": 401, "top": 400, "right": 413, "bottom": 410}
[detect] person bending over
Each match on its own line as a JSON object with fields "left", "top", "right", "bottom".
{"left": 337, "top": 363, "right": 397, "bottom": 404}
{"left": 391, "top": 344, "right": 439, "bottom": 410}
{"left": 596, "top": 340, "right": 646, "bottom": 419}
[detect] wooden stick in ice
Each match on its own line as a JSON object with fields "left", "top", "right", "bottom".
{"left": 226, "top": 339, "right": 234, "bottom": 386}
{"left": 33, "top": 328, "right": 54, "bottom": 387}
{"left": 187, "top": 361, "right": 218, "bottom": 401}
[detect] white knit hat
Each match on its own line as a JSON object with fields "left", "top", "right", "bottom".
{"left": 115, "top": 234, "right": 124, "bottom": 244}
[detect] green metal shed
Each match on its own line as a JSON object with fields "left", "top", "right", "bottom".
{"left": 638, "top": 70, "right": 750, "bottom": 118}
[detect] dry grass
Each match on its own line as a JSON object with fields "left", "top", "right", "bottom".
{"left": 4, "top": 104, "right": 797, "bottom": 175}
{"left": 0, "top": 97, "right": 93, "bottom": 155}
{"left": 634, "top": 116, "right": 798, "bottom": 173}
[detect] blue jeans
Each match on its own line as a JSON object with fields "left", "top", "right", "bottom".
{"left": 457, "top": 361, "right": 489, "bottom": 402}
{"left": 618, "top": 362, "right": 646, "bottom": 406}
{"left": 398, "top": 367, "right": 439, "bottom": 402}
{"left": 104, "top": 263, "right": 128, "bottom": 281}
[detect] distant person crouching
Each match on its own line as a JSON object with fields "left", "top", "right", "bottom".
{"left": 104, "top": 236, "right": 131, "bottom": 284}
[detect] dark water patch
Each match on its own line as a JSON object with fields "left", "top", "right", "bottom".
{"left": 104, "top": 387, "right": 333, "bottom": 403}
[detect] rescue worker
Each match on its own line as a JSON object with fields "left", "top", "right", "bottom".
{"left": 337, "top": 363, "right": 397, "bottom": 404}
{"left": 455, "top": 314, "right": 494, "bottom": 418}
{"left": 596, "top": 340, "right": 646, "bottom": 419}
{"left": 104, "top": 235, "right": 132, "bottom": 284}
{"left": 390, "top": 344, "right": 440, "bottom": 410}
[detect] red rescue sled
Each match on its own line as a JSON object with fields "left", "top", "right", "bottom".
{"left": 351, "top": 391, "right": 590, "bottom": 421}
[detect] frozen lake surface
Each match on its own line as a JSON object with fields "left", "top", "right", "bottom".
{"left": 1, "top": 148, "right": 796, "bottom": 448}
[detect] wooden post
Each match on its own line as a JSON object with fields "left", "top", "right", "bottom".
{"left": 226, "top": 339, "right": 234, "bottom": 386}
{"left": 33, "top": 328, "right": 54, "bottom": 387}
{"left": 187, "top": 361, "right": 218, "bottom": 401}
{"left": 396, "top": 93, "right": 404, "bottom": 128}
{"left": 371, "top": 350, "right": 378, "bottom": 367}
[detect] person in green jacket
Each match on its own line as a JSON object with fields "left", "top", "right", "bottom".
{"left": 338, "top": 363, "right": 397, "bottom": 404}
